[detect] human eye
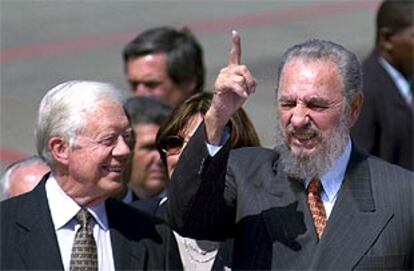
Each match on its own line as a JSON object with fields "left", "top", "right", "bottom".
{"left": 307, "top": 99, "right": 329, "bottom": 111}
{"left": 279, "top": 99, "right": 296, "bottom": 109}
{"left": 144, "top": 81, "right": 160, "bottom": 89}
{"left": 128, "top": 80, "right": 139, "bottom": 91}
{"left": 99, "top": 135, "right": 117, "bottom": 146}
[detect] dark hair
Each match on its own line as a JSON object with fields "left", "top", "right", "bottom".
{"left": 122, "top": 96, "right": 172, "bottom": 184}
{"left": 376, "top": 0, "right": 414, "bottom": 43}
{"left": 123, "top": 96, "right": 172, "bottom": 127}
{"left": 156, "top": 92, "right": 261, "bottom": 165}
{"left": 123, "top": 26, "right": 205, "bottom": 94}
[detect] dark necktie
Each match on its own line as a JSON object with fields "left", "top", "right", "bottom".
{"left": 70, "top": 208, "right": 98, "bottom": 271}
{"left": 307, "top": 178, "right": 327, "bottom": 239}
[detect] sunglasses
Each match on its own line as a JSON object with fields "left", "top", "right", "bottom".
{"left": 159, "top": 135, "right": 188, "bottom": 156}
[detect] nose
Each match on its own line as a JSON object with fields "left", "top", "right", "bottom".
{"left": 113, "top": 135, "right": 131, "bottom": 158}
{"left": 151, "top": 149, "right": 162, "bottom": 163}
{"left": 290, "top": 105, "right": 310, "bottom": 129}
{"left": 133, "top": 84, "right": 151, "bottom": 96}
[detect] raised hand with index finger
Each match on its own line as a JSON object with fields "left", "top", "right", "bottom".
{"left": 204, "top": 30, "right": 257, "bottom": 145}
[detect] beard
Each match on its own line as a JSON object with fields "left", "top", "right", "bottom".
{"left": 274, "top": 112, "right": 349, "bottom": 180}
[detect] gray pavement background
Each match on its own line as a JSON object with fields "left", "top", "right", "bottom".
{"left": 1, "top": 0, "right": 380, "bottom": 173}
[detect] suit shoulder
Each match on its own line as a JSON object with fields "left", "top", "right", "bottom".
{"left": 367, "top": 156, "right": 414, "bottom": 186}
{"left": 0, "top": 190, "right": 35, "bottom": 216}
{"left": 229, "top": 147, "right": 278, "bottom": 170}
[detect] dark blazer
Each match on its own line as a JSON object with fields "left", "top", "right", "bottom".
{"left": 0, "top": 175, "right": 182, "bottom": 270}
{"left": 168, "top": 123, "right": 414, "bottom": 270}
{"left": 351, "top": 50, "right": 414, "bottom": 171}
{"left": 133, "top": 197, "right": 233, "bottom": 270}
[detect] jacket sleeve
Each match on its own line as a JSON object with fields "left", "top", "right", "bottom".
{"left": 167, "top": 122, "right": 237, "bottom": 241}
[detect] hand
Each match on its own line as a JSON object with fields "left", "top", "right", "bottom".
{"left": 205, "top": 30, "right": 257, "bottom": 144}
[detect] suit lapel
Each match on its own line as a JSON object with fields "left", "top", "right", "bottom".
{"left": 15, "top": 176, "right": 64, "bottom": 269}
{"left": 106, "top": 199, "right": 146, "bottom": 270}
{"left": 310, "top": 146, "right": 393, "bottom": 269}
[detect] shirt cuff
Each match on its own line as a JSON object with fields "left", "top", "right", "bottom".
{"left": 205, "top": 128, "right": 230, "bottom": 156}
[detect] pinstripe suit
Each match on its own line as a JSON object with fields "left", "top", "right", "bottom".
{"left": 0, "top": 176, "right": 182, "bottom": 270}
{"left": 168, "top": 123, "right": 414, "bottom": 270}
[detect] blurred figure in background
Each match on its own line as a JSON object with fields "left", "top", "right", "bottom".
{"left": 112, "top": 96, "right": 172, "bottom": 206}
{"left": 153, "top": 92, "right": 260, "bottom": 271}
{"left": 1, "top": 155, "right": 50, "bottom": 199}
{"left": 351, "top": 0, "right": 414, "bottom": 171}
{"left": 123, "top": 26, "right": 205, "bottom": 107}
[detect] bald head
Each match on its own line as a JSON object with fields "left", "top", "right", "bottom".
{"left": 1, "top": 156, "right": 50, "bottom": 198}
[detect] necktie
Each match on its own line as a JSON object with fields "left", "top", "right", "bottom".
{"left": 70, "top": 208, "right": 98, "bottom": 271}
{"left": 307, "top": 178, "right": 327, "bottom": 239}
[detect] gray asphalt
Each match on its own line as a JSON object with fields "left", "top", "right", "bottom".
{"left": 0, "top": 0, "right": 380, "bottom": 172}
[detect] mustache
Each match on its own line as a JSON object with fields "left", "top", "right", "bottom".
{"left": 286, "top": 124, "right": 320, "bottom": 138}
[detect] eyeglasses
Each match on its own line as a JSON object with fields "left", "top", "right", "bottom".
{"left": 159, "top": 135, "right": 188, "bottom": 156}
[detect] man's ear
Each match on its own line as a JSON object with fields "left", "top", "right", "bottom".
{"left": 49, "top": 136, "right": 70, "bottom": 165}
{"left": 378, "top": 27, "right": 394, "bottom": 52}
{"left": 348, "top": 91, "right": 364, "bottom": 128}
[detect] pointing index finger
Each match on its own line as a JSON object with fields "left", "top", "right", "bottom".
{"left": 229, "top": 30, "right": 241, "bottom": 65}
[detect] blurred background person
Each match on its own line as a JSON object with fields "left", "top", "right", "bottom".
{"left": 122, "top": 26, "right": 205, "bottom": 107}
{"left": 112, "top": 96, "right": 172, "bottom": 205}
{"left": 1, "top": 155, "right": 50, "bottom": 199}
{"left": 152, "top": 92, "right": 260, "bottom": 271}
{"left": 351, "top": 0, "right": 414, "bottom": 171}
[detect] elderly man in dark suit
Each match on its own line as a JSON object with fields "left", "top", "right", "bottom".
{"left": 167, "top": 31, "right": 414, "bottom": 269}
{"left": 351, "top": 0, "right": 414, "bottom": 171}
{"left": 0, "top": 81, "right": 181, "bottom": 270}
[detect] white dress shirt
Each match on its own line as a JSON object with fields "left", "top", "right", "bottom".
{"left": 379, "top": 57, "right": 413, "bottom": 105}
{"left": 45, "top": 175, "right": 115, "bottom": 271}
{"left": 206, "top": 132, "right": 352, "bottom": 218}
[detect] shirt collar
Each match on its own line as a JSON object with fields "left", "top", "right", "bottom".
{"left": 45, "top": 174, "right": 109, "bottom": 231}
{"left": 305, "top": 137, "right": 352, "bottom": 202}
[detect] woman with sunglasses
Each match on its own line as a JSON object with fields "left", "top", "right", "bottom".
{"left": 156, "top": 92, "right": 260, "bottom": 271}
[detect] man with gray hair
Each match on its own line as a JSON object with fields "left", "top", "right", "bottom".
{"left": 1, "top": 155, "right": 50, "bottom": 199}
{"left": 167, "top": 32, "right": 414, "bottom": 269}
{"left": 1, "top": 80, "right": 181, "bottom": 270}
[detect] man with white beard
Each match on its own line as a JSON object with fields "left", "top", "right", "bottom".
{"left": 167, "top": 31, "right": 414, "bottom": 270}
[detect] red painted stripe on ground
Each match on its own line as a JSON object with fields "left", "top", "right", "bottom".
{"left": 0, "top": 148, "right": 29, "bottom": 165}
{"left": 0, "top": 1, "right": 379, "bottom": 64}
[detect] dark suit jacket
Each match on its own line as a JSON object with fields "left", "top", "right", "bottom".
{"left": 351, "top": 50, "right": 414, "bottom": 171}
{"left": 0, "top": 175, "right": 182, "bottom": 270}
{"left": 133, "top": 196, "right": 233, "bottom": 270}
{"left": 168, "top": 123, "right": 414, "bottom": 270}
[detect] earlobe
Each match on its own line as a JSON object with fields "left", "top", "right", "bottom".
{"left": 49, "top": 137, "right": 70, "bottom": 165}
{"left": 348, "top": 91, "right": 364, "bottom": 128}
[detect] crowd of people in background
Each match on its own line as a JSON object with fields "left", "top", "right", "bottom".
{"left": 1, "top": 0, "right": 413, "bottom": 270}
